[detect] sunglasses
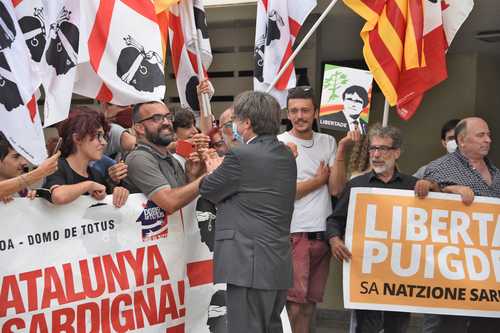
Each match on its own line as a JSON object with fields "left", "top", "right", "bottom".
{"left": 288, "top": 86, "right": 313, "bottom": 96}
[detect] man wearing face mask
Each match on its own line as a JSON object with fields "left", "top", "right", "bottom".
{"left": 326, "top": 124, "right": 418, "bottom": 333}
{"left": 413, "top": 118, "right": 460, "bottom": 179}
{"left": 199, "top": 91, "right": 297, "bottom": 333}
{"left": 124, "top": 101, "right": 206, "bottom": 215}
{"left": 218, "top": 107, "right": 239, "bottom": 149}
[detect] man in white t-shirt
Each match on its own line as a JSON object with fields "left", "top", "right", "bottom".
{"left": 278, "top": 86, "right": 360, "bottom": 333}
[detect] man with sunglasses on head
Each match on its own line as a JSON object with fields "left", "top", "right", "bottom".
{"left": 124, "top": 101, "right": 206, "bottom": 215}
{"left": 326, "top": 124, "right": 418, "bottom": 333}
{"left": 278, "top": 86, "right": 360, "bottom": 333}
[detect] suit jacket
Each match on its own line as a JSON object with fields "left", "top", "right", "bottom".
{"left": 199, "top": 135, "right": 297, "bottom": 290}
{"left": 321, "top": 110, "right": 368, "bottom": 134}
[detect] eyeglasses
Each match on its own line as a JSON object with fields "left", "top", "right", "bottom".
{"left": 212, "top": 140, "right": 226, "bottom": 148}
{"left": 95, "top": 132, "right": 108, "bottom": 143}
{"left": 368, "top": 145, "right": 395, "bottom": 154}
{"left": 221, "top": 121, "right": 233, "bottom": 129}
{"left": 138, "top": 113, "right": 173, "bottom": 123}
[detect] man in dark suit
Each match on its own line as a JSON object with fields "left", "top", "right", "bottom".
{"left": 199, "top": 91, "right": 297, "bottom": 333}
{"left": 320, "top": 85, "right": 369, "bottom": 134}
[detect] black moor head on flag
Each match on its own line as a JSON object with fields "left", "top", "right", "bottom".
{"left": 45, "top": 7, "right": 79, "bottom": 75}
{"left": 194, "top": 6, "right": 209, "bottom": 39}
{"left": 266, "top": 10, "right": 284, "bottom": 46}
{"left": 0, "top": 53, "right": 23, "bottom": 111}
{"left": 0, "top": 2, "right": 17, "bottom": 51}
{"left": 207, "top": 290, "right": 227, "bottom": 333}
{"left": 254, "top": 37, "right": 265, "bottom": 83}
{"left": 19, "top": 7, "right": 47, "bottom": 62}
{"left": 186, "top": 76, "right": 200, "bottom": 111}
{"left": 116, "top": 35, "right": 165, "bottom": 93}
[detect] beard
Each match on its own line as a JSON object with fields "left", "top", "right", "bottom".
{"left": 371, "top": 159, "right": 395, "bottom": 175}
{"left": 146, "top": 125, "right": 174, "bottom": 146}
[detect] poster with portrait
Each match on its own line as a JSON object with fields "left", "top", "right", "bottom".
{"left": 319, "top": 65, "right": 373, "bottom": 134}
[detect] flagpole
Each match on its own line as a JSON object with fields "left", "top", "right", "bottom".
{"left": 182, "top": 2, "right": 212, "bottom": 120}
{"left": 382, "top": 99, "right": 390, "bottom": 126}
{"left": 266, "top": 0, "right": 339, "bottom": 93}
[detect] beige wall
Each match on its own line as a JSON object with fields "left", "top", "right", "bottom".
{"left": 474, "top": 54, "right": 500, "bottom": 167}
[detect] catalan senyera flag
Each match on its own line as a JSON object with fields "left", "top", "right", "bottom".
{"left": 344, "top": 0, "right": 473, "bottom": 120}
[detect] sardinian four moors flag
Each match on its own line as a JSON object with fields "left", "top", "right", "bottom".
{"left": 14, "top": 0, "right": 80, "bottom": 127}
{"left": 168, "top": 0, "right": 212, "bottom": 112}
{"left": 74, "top": 0, "right": 166, "bottom": 105}
{"left": 343, "top": 0, "right": 474, "bottom": 120}
{"left": 0, "top": 1, "right": 46, "bottom": 165}
{"left": 253, "top": 0, "right": 317, "bottom": 108}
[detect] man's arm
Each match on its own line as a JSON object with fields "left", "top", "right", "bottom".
{"left": 326, "top": 183, "right": 353, "bottom": 261}
{"left": 442, "top": 185, "right": 475, "bottom": 206}
{"left": 199, "top": 150, "right": 241, "bottom": 204}
{"left": 296, "top": 161, "right": 329, "bottom": 200}
{"left": 120, "top": 131, "right": 136, "bottom": 152}
{"left": 329, "top": 130, "right": 360, "bottom": 197}
{"left": 150, "top": 177, "right": 204, "bottom": 214}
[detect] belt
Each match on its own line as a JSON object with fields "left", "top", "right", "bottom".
{"left": 292, "top": 232, "right": 326, "bottom": 241}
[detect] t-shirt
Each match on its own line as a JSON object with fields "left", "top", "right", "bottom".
{"left": 104, "top": 123, "right": 126, "bottom": 158}
{"left": 43, "top": 158, "right": 110, "bottom": 194}
{"left": 124, "top": 142, "right": 186, "bottom": 198}
{"left": 277, "top": 131, "right": 337, "bottom": 232}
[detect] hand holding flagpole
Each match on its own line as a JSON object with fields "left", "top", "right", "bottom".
{"left": 182, "top": 2, "right": 212, "bottom": 121}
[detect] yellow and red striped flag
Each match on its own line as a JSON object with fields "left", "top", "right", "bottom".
{"left": 154, "top": 0, "right": 180, "bottom": 64}
{"left": 344, "top": 0, "right": 473, "bottom": 120}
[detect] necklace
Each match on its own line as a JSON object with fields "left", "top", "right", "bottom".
{"left": 300, "top": 136, "right": 314, "bottom": 148}
{"left": 290, "top": 131, "right": 315, "bottom": 148}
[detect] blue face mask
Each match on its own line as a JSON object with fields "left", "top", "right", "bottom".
{"left": 232, "top": 121, "right": 244, "bottom": 143}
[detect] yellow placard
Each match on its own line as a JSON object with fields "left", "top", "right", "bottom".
{"left": 344, "top": 188, "right": 500, "bottom": 318}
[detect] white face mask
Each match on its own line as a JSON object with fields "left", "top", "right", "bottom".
{"left": 446, "top": 140, "right": 457, "bottom": 154}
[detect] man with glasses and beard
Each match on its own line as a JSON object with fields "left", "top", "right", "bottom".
{"left": 326, "top": 124, "right": 418, "bottom": 333}
{"left": 124, "top": 101, "right": 206, "bottom": 214}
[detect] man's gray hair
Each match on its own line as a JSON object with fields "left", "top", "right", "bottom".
{"left": 233, "top": 91, "right": 281, "bottom": 136}
{"left": 454, "top": 119, "right": 468, "bottom": 143}
{"left": 368, "top": 123, "right": 403, "bottom": 148}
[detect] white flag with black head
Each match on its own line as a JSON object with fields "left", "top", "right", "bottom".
{"left": 15, "top": 0, "right": 80, "bottom": 127}
{"left": 181, "top": 0, "right": 212, "bottom": 68}
{"left": 253, "top": 0, "right": 316, "bottom": 108}
{"left": 0, "top": 1, "right": 46, "bottom": 165}
{"left": 74, "top": 0, "right": 165, "bottom": 106}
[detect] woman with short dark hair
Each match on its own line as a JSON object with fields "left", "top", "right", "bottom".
{"left": 43, "top": 107, "right": 129, "bottom": 207}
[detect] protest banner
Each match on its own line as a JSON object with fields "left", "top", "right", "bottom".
{"left": 319, "top": 64, "right": 373, "bottom": 134}
{"left": 0, "top": 194, "right": 221, "bottom": 332}
{"left": 344, "top": 188, "right": 500, "bottom": 318}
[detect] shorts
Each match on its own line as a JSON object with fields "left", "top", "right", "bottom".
{"left": 287, "top": 232, "right": 331, "bottom": 304}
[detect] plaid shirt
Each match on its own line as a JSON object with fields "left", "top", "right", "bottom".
{"left": 424, "top": 150, "right": 500, "bottom": 198}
